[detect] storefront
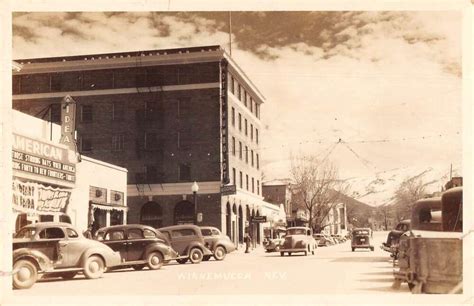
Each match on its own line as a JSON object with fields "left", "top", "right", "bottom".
{"left": 12, "top": 110, "right": 127, "bottom": 233}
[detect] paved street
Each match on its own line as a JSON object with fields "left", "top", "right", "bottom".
{"left": 10, "top": 232, "right": 411, "bottom": 298}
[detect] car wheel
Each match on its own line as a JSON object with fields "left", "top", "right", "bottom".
{"left": 189, "top": 248, "right": 204, "bottom": 264}
{"left": 83, "top": 255, "right": 105, "bottom": 279}
{"left": 214, "top": 246, "right": 227, "bottom": 261}
{"left": 288, "top": 252, "right": 292, "bottom": 256}
{"left": 304, "top": 251, "right": 308, "bottom": 256}
{"left": 351, "top": 247, "right": 355, "bottom": 252}
{"left": 370, "top": 247, "right": 375, "bottom": 251}
{"left": 275, "top": 246, "right": 280, "bottom": 252}
{"left": 312, "top": 245, "right": 315, "bottom": 255}
{"left": 12, "top": 259, "right": 38, "bottom": 289}
{"left": 59, "top": 272, "right": 78, "bottom": 280}
{"left": 132, "top": 265, "right": 145, "bottom": 271}
{"left": 147, "top": 252, "right": 164, "bottom": 270}
{"left": 280, "top": 252, "right": 284, "bottom": 257}
{"left": 177, "top": 258, "right": 188, "bottom": 264}
{"left": 203, "top": 255, "right": 211, "bottom": 261}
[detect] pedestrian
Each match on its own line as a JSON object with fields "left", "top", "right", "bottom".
{"left": 245, "top": 234, "right": 251, "bottom": 253}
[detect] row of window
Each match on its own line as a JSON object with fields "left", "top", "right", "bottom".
{"left": 230, "top": 137, "right": 260, "bottom": 169}
{"left": 232, "top": 168, "right": 260, "bottom": 195}
{"left": 13, "top": 63, "right": 219, "bottom": 94}
{"left": 230, "top": 107, "right": 259, "bottom": 144}
{"left": 228, "top": 74, "right": 260, "bottom": 119}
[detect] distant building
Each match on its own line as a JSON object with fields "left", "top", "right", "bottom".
{"left": 262, "top": 179, "right": 293, "bottom": 218}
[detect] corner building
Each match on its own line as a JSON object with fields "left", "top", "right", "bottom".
{"left": 12, "top": 45, "right": 266, "bottom": 245}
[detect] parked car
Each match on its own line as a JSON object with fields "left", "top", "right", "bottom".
{"left": 263, "top": 237, "right": 285, "bottom": 252}
{"left": 12, "top": 222, "right": 121, "bottom": 289}
{"left": 158, "top": 225, "right": 213, "bottom": 264}
{"left": 94, "top": 224, "right": 178, "bottom": 271}
{"left": 393, "top": 188, "right": 462, "bottom": 294}
{"left": 313, "top": 233, "right": 334, "bottom": 247}
{"left": 279, "top": 227, "right": 317, "bottom": 256}
{"left": 199, "top": 226, "right": 236, "bottom": 261}
{"left": 351, "top": 228, "right": 374, "bottom": 251}
{"left": 381, "top": 219, "right": 411, "bottom": 258}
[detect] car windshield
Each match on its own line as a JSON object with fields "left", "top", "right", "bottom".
{"left": 15, "top": 228, "right": 36, "bottom": 238}
{"left": 287, "top": 228, "right": 306, "bottom": 235}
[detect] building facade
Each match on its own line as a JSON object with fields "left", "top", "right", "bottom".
{"left": 12, "top": 45, "right": 266, "bottom": 244}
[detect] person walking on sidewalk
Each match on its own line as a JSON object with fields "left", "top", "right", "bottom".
{"left": 245, "top": 234, "right": 251, "bottom": 253}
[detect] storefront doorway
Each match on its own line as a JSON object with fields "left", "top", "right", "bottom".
{"left": 140, "top": 201, "right": 163, "bottom": 228}
{"left": 174, "top": 200, "right": 194, "bottom": 225}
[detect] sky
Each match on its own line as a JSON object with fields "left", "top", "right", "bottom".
{"left": 11, "top": 10, "right": 464, "bottom": 183}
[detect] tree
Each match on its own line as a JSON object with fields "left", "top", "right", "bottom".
{"left": 392, "top": 176, "right": 428, "bottom": 222}
{"left": 290, "top": 154, "right": 347, "bottom": 233}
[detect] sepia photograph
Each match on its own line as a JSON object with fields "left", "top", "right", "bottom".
{"left": 0, "top": 1, "right": 472, "bottom": 305}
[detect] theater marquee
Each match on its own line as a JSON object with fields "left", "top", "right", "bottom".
{"left": 12, "top": 133, "right": 76, "bottom": 188}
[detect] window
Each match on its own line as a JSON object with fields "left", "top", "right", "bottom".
{"left": 257, "top": 180, "right": 260, "bottom": 195}
{"left": 256, "top": 129, "right": 259, "bottom": 144}
{"left": 257, "top": 154, "right": 260, "bottom": 169}
{"left": 245, "top": 119, "right": 248, "bottom": 136}
{"left": 179, "top": 164, "right": 191, "bottom": 181}
{"left": 250, "top": 98, "right": 254, "bottom": 113}
{"left": 232, "top": 168, "right": 236, "bottom": 185}
{"left": 145, "top": 101, "right": 159, "bottom": 121}
{"left": 250, "top": 124, "right": 253, "bottom": 140}
{"left": 232, "top": 137, "right": 236, "bottom": 156}
{"left": 145, "top": 133, "right": 159, "bottom": 150}
{"left": 146, "top": 165, "right": 157, "bottom": 182}
{"left": 231, "top": 107, "right": 235, "bottom": 126}
{"left": 256, "top": 104, "right": 260, "bottom": 118}
{"left": 245, "top": 146, "right": 248, "bottom": 163}
{"left": 201, "top": 228, "right": 213, "bottom": 236}
{"left": 112, "top": 102, "right": 125, "bottom": 121}
{"left": 238, "top": 113, "right": 242, "bottom": 131}
{"left": 143, "top": 229, "right": 157, "bottom": 238}
{"left": 128, "top": 229, "right": 144, "bottom": 239}
{"left": 81, "top": 105, "right": 93, "bottom": 122}
{"left": 105, "top": 230, "right": 125, "bottom": 241}
{"left": 172, "top": 229, "right": 196, "bottom": 237}
{"left": 81, "top": 137, "right": 92, "bottom": 152}
{"left": 239, "top": 142, "right": 243, "bottom": 159}
{"left": 238, "top": 84, "right": 242, "bottom": 101}
{"left": 211, "top": 229, "right": 220, "bottom": 235}
{"left": 112, "top": 135, "right": 124, "bottom": 151}
{"left": 252, "top": 177, "right": 255, "bottom": 193}
{"left": 246, "top": 175, "right": 249, "bottom": 190}
{"left": 229, "top": 75, "right": 234, "bottom": 94}
{"left": 39, "top": 228, "right": 65, "bottom": 239}
{"left": 239, "top": 171, "right": 243, "bottom": 189}
{"left": 66, "top": 228, "right": 79, "bottom": 238}
{"left": 251, "top": 150, "right": 254, "bottom": 166}
{"left": 83, "top": 69, "right": 113, "bottom": 89}
{"left": 50, "top": 104, "right": 61, "bottom": 124}
{"left": 244, "top": 90, "right": 247, "bottom": 107}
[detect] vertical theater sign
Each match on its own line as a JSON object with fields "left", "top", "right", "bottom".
{"left": 59, "top": 95, "right": 77, "bottom": 151}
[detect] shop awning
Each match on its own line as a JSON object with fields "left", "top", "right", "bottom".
{"left": 90, "top": 201, "right": 128, "bottom": 212}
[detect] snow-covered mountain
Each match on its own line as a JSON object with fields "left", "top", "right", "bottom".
{"left": 344, "top": 165, "right": 461, "bottom": 207}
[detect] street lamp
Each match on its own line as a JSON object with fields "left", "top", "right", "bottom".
{"left": 192, "top": 181, "right": 199, "bottom": 224}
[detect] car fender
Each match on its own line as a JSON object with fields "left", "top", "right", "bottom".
{"left": 13, "top": 248, "right": 53, "bottom": 273}
{"left": 184, "top": 242, "right": 212, "bottom": 256}
{"left": 80, "top": 247, "right": 111, "bottom": 267}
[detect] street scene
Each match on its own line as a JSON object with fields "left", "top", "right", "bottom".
{"left": 1, "top": 4, "right": 471, "bottom": 306}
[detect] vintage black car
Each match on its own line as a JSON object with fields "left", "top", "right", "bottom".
{"left": 200, "top": 226, "right": 236, "bottom": 261}
{"left": 12, "top": 222, "right": 121, "bottom": 289}
{"left": 158, "top": 225, "right": 213, "bottom": 264}
{"left": 381, "top": 219, "right": 411, "bottom": 258}
{"left": 351, "top": 228, "right": 374, "bottom": 251}
{"left": 94, "top": 224, "right": 178, "bottom": 270}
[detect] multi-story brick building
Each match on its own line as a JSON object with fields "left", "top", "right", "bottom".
{"left": 12, "top": 45, "right": 266, "bottom": 244}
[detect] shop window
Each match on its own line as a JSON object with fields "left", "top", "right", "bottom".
{"left": 81, "top": 105, "right": 93, "bottom": 122}
{"left": 179, "top": 164, "right": 191, "bottom": 181}
{"left": 112, "top": 134, "right": 124, "bottom": 152}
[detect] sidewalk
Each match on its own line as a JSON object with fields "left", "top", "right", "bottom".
{"left": 233, "top": 243, "right": 266, "bottom": 255}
